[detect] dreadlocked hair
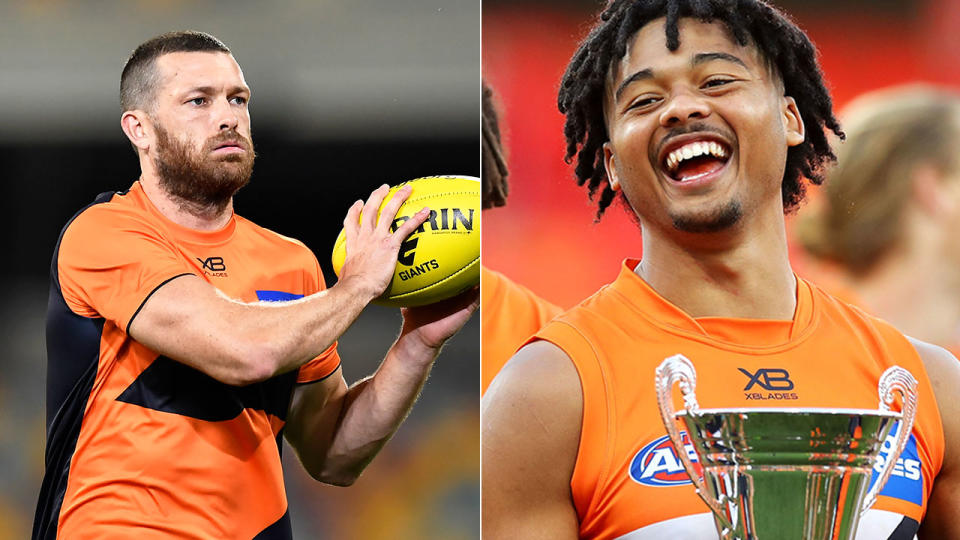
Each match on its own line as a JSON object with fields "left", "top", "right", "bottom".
{"left": 558, "top": 0, "right": 844, "bottom": 219}
{"left": 483, "top": 81, "right": 510, "bottom": 209}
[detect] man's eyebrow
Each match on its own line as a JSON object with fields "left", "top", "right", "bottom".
{"left": 181, "top": 85, "right": 251, "bottom": 97}
{"left": 614, "top": 68, "right": 653, "bottom": 102}
{"left": 613, "top": 52, "right": 749, "bottom": 103}
{"left": 692, "top": 52, "right": 748, "bottom": 70}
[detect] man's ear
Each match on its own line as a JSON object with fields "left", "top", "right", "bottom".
{"left": 603, "top": 142, "right": 622, "bottom": 192}
{"left": 783, "top": 96, "right": 805, "bottom": 147}
{"left": 911, "top": 163, "right": 954, "bottom": 219}
{"left": 121, "top": 110, "right": 153, "bottom": 152}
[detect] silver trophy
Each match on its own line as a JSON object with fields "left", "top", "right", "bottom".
{"left": 655, "top": 355, "right": 918, "bottom": 540}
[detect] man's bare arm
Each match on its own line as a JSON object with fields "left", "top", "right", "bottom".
{"left": 284, "top": 289, "right": 479, "bottom": 485}
{"left": 128, "top": 184, "right": 428, "bottom": 386}
{"left": 910, "top": 338, "right": 960, "bottom": 538}
{"left": 482, "top": 340, "right": 582, "bottom": 540}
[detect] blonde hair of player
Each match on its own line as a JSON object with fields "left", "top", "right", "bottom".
{"left": 798, "top": 84, "right": 960, "bottom": 347}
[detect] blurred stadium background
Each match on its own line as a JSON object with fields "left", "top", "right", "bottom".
{"left": 0, "top": 1, "right": 478, "bottom": 539}
{"left": 483, "top": 0, "right": 960, "bottom": 309}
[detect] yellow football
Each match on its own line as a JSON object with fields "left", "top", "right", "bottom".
{"left": 331, "top": 175, "right": 480, "bottom": 307}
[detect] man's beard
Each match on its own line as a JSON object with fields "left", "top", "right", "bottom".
{"left": 153, "top": 123, "right": 255, "bottom": 214}
{"left": 670, "top": 199, "right": 743, "bottom": 233}
{"left": 619, "top": 192, "right": 743, "bottom": 234}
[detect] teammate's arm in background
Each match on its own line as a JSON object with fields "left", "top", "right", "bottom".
{"left": 911, "top": 338, "right": 960, "bottom": 538}
{"left": 284, "top": 290, "right": 479, "bottom": 485}
{"left": 128, "top": 184, "right": 427, "bottom": 386}
{"left": 482, "top": 340, "right": 582, "bottom": 540}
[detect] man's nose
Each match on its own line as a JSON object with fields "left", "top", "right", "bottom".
{"left": 658, "top": 89, "right": 711, "bottom": 127}
{"left": 215, "top": 98, "right": 239, "bottom": 131}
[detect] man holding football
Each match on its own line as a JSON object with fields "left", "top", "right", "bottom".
{"left": 34, "top": 30, "right": 477, "bottom": 539}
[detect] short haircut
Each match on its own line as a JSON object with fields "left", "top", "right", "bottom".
{"left": 799, "top": 86, "right": 960, "bottom": 274}
{"left": 558, "top": 0, "right": 844, "bottom": 219}
{"left": 120, "top": 30, "right": 231, "bottom": 113}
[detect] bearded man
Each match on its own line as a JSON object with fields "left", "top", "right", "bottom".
{"left": 33, "top": 31, "right": 478, "bottom": 539}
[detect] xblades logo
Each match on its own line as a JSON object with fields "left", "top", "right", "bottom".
{"left": 739, "top": 368, "right": 793, "bottom": 390}
{"left": 197, "top": 256, "right": 227, "bottom": 277}
{"left": 739, "top": 367, "right": 798, "bottom": 400}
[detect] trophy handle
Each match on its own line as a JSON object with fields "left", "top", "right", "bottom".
{"left": 860, "top": 365, "right": 919, "bottom": 515}
{"left": 655, "top": 355, "right": 729, "bottom": 524}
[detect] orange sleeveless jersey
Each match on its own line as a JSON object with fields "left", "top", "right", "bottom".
{"left": 34, "top": 182, "right": 340, "bottom": 539}
{"left": 534, "top": 260, "right": 944, "bottom": 540}
{"left": 481, "top": 266, "right": 562, "bottom": 394}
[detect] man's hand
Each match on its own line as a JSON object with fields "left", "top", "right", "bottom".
{"left": 338, "top": 184, "right": 431, "bottom": 302}
{"left": 285, "top": 286, "right": 479, "bottom": 486}
{"left": 400, "top": 286, "right": 481, "bottom": 351}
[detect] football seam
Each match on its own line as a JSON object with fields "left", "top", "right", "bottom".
{"left": 398, "top": 191, "right": 479, "bottom": 203}
{"left": 387, "top": 255, "right": 480, "bottom": 298}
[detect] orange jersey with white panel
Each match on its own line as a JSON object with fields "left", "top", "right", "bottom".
{"left": 34, "top": 181, "right": 340, "bottom": 540}
{"left": 534, "top": 260, "right": 944, "bottom": 540}
{"left": 481, "top": 266, "right": 563, "bottom": 394}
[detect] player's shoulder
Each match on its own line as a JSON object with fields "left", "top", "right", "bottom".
{"left": 805, "top": 277, "right": 867, "bottom": 316}
{"left": 233, "top": 214, "right": 316, "bottom": 260}
{"left": 506, "top": 340, "right": 577, "bottom": 378}
{"left": 482, "top": 266, "right": 563, "bottom": 314}
{"left": 67, "top": 188, "right": 137, "bottom": 223}
{"left": 484, "top": 340, "right": 582, "bottom": 435}
{"left": 901, "top": 336, "right": 959, "bottom": 425}
{"left": 906, "top": 336, "right": 960, "bottom": 481}
{"left": 805, "top": 277, "right": 905, "bottom": 335}
{"left": 481, "top": 266, "right": 506, "bottom": 295}
{"left": 534, "top": 280, "right": 622, "bottom": 343}
{"left": 61, "top": 188, "right": 162, "bottom": 247}
{"left": 904, "top": 336, "right": 960, "bottom": 385}
{"left": 484, "top": 340, "right": 580, "bottom": 403}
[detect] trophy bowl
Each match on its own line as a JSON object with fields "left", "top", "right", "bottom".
{"left": 656, "top": 355, "right": 918, "bottom": 540}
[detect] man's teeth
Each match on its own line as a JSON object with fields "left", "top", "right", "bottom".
{"left": 665, "top": 141, "right": 729, "bottom": 173}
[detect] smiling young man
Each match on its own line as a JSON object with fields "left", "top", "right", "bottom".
{"left": 482, "top": 2, "right": 960, "bottom": 539}
{"left": 33, "top": 31, "right": 478, "bottom": 539}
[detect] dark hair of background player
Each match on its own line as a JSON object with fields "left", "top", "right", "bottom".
{"left": 483, "top": 81, "right": 510, "bottom": 209}
{"left": 558, "top": 0, "right": 845, "bottom": 220}
{"left": 121, "top": 30, "right": 231, "bottom": 114}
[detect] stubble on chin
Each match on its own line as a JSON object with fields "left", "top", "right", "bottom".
{"left": 669, "top": 199, "right": 743, "bottom": 233}
{"left": 619, "top": 190, "right": 744, "bottom": 235}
